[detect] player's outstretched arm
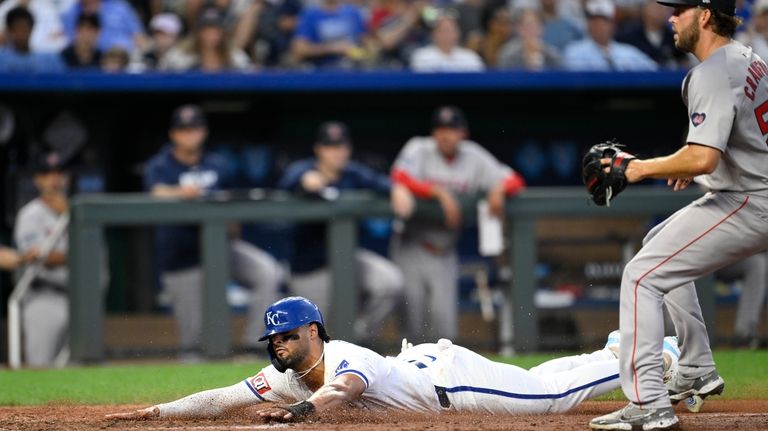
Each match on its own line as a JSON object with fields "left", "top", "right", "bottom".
{"left": 258, "top": 374, "right": 366, "bottom": 422}
{"left": 106, "top": 381, "right": 258, "bottom": 420}
{"left": 623, "top": 143, "right": 721, "bottom": 184}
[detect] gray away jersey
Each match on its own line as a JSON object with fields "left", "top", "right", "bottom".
{"left": 685, "top": 40, "right": 768, "bottom": 191}
{"left": 14, "top": 198, "right": 68, "bottom": 287}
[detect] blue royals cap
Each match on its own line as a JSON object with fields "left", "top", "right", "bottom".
{"left": 258, "top": 296, "right": 326, "bottom": 341}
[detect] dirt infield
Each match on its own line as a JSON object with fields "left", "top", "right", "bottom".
{"left": 1, "top": 401, "right": 767, "bottom": 431}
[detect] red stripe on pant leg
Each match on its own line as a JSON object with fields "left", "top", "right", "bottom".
{"left": 631, "top": 196, "right": 749, "bottom": 406}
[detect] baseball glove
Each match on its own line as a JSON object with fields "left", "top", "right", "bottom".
{"left": 582, "top": 140, "right": 635, "bottom": 206}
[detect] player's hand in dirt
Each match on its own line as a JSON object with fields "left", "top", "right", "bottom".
{"left": 105, "top": 406, "right": 160, "bottom": 420}
{"left": 257, "top": 406, "right": 296, "bottom": 422}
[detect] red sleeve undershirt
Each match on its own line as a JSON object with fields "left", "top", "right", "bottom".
{"left": 393, "top": 169, "right": 526, "bottom": 198}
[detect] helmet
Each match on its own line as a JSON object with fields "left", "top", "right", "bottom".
{"left": 258, "top": 296, "right": 327, "bottom": 341}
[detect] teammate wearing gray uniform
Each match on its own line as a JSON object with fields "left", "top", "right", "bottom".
{"left": 390, "top": 106, "right": 525, "bottom": 342}
{"left": 13, "top": 152, "right": 71, "bottom": 367}
{"left": 590, "top": 0, "right": 765, "bottom": 429}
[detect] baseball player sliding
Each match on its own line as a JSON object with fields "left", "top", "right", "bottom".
{"left": 584, "top": 0, "right": 768, "bottom": 429}
{"left": 107, "top": 297, "right": 680, "bottom": 421}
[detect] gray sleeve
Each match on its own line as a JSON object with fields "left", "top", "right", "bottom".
{"left": 14, "top": 207, "right": 42, "bottom": 254}
{"left": 467, "top": 142, "right": 512, "bottom": 190}
{"left": 392, "top": 137, "right": 425, "bottom": 177}
{"left": 685, "top": 63, "right": 736, "bottom": 151}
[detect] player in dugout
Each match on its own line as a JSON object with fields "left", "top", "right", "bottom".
{"left": 107, "top": 296, "right": 682, "bottom": 421}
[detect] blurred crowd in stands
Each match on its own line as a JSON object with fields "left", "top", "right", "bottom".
{"left": 0, "top": 0, "right": 764, "bottom": 73}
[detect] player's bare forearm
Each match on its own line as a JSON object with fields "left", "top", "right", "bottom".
{"left": 107, "top": 382, "right": 256, "bottom": 420}
{"left": 625, "top": 144, "right": 721, "bottom": 183}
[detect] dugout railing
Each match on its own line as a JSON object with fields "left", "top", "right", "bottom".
{"left": 64, "top": 187, "right": 712, "bottom": 363}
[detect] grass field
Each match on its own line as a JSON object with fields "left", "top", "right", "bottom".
{"left": 1, "top": 350, "right": 766, "bottom": 406}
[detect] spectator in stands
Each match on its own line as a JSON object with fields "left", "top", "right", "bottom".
{"left": 100, "top": 45, "right": 130, "bottom": 71}
{"left": 0, "top": 0, "right": 72, "bottom": 54}
{"left": 0, "top": 245, "right": 24, "bottom": 271}
{"left": 143, "top": 104, "right": 282, "bottom": 359}
{"left": 537, "top": 0, "right": 584, "bottom": 52}
{"left": 142, "top": 12, "right": 182, "bottom": 70}
{"left": 498, "top": 8, "right": 561, "bottom": 70}
{"left": 474, "top": 6, "right": 514, "bottom": 68}
{"left": 369, "top": 0, "right": 431, "bottom": 68}
{"left": 61, "top": 12, "right": 102, "bottom": 69}
{"left": 616, "top": 0, "right": 687, "bottom": 69}
{"left": 562, "top": 0, "right": 657, "bottom": 71}
{"left": 290, "top": 0, "right": 372, "bottom": 69}
{"left": 715, "top": 252, "right": 768, "bottom": 349}
{"left": 737, "top": 0, "right": 768, "bottom": 60}
{"left": 278, "top": 121, "right": 408, "bottom": 342}
{"left": 231, "top": 0, "right": 303, "bottom": 67}
{"left": 14, "top": 151, "right": 71, "bottom": 367}
{"left": 160, "top": 6, "right": 251, "bottom": 72}
{"left": 410, "top": 11, "right": 485, "bottom": 72}
{"left": 456, "top": 0, "right": 488, "bottom": 51}
{"left": 62, "top": 0, "right": 148, "bottom": 53}
{"left": 0, "top": 6, "right": 64, "bottom": 72}
{"left": 390, "top": 106, "right": 525, "bottom": 342}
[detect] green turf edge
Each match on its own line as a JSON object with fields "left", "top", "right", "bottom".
{"left": 0, "top": 350, "right": 765, "bottom": 406}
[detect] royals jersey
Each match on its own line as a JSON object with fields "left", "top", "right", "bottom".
{"left": 241, "top": 339, "right": 620, "bottom": 415}
{"left": 243, "top": 340, "right": 441, "bottom": 412}
{"left": 685, "top": 41, "right": 768, "bottom": 191}
{"left": 392, "top": 137, "right": 513, "bottom": 250}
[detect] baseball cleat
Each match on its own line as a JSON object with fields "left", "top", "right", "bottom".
{"left": 589, "top": 403, "right": 679, "bottom": 430}
{"left": 666, "top": 369, "right": 725, "bottom": 411}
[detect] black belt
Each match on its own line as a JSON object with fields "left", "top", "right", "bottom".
{"left": 434, "top": 386, "right": 451, "bottom": 409}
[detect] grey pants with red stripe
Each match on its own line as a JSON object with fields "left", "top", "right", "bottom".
{"left": 619, "top": 191, "right": 768, "bottom": 408}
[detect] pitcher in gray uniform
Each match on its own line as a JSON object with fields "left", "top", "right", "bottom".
{"left": 589, "top": 0, "right": 766, "bottom": 429}
{"left": 390, "top": 106, "right": 525, "bottom": 342}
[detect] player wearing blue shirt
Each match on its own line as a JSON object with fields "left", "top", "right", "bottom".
{"left": 143, "top": 105, "right": 282, "bottom": 357}
{"left": 278, "top": 121, "right": 410, "bottom": 342}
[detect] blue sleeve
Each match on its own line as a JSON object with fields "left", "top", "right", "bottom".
{"left": 277, "top": 160, "right": 313, "bottom": 191}
{"left": 143, "top": 157, "right": 173, "bottom": 191}
{"left": 120, "top": 2, "right": 144, "bottom": 35}
{"left": 61, "top": 5, "right": 78, "bottom": 41}
{"left": 294, "top": 9, "right": 316, "bottom": 42}
{"left": 348, "top": 162, "right": 391, "bottom": 193}
{"left": 353, "top": 8, "right": 366, "bottom": 40}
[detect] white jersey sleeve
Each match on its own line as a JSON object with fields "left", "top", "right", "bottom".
{"left": 683, "top": 54, "right": 736, "bottom": 152}
{"left": 323, "top": 340, "right": 388, "bottom": 390}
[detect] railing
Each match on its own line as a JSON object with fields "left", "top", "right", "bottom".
{"left": 66, "top": 186, "right": 711, "bottom": 363}
{"left": 0, "top": 70, "right": 687, "bottom": 93}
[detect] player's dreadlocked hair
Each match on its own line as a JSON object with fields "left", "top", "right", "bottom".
{"left": 706, "top": 9, "right": 743, "bottom": 38}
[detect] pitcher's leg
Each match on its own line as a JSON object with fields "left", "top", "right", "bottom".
{"left": 664, "top": 282, "right": 716, "bottom": 379}
{"left": 734, "top": 252, "right": 768, "bottom": 339}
